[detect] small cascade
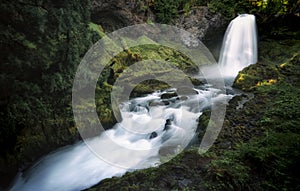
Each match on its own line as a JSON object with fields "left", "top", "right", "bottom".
{"left": 10, "top": 87, "right": 231, "bottom": 191}
{"left": 219, "top": 14, "right": 258, "bottom": 79}
{"left": 8, "top": 14, "right": 260, "bottom": 191}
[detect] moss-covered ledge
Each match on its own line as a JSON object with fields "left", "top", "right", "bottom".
{"left": 85, "top": 37, "right": 300, "bottom": 191}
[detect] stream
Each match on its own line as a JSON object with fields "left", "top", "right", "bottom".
{"left": 10, "top": 14, "right": 257, "bottom": 191}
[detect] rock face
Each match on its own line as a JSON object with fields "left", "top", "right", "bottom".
{"left": 175, "top": 7, "right": 226, "bottom": 59}
{"left": 175, "top": 7, "right": 226, "bottom": 41}
{"left": 91, "top": 2, "right": 226, "bottom": 59}
{"left": 85, "top": 36, "right": 300, "bottom": 191}
{"left": 91, "top": 2, "right": 226, "bottom": 43}
{"left": 91, "top": 0, "right": 152, "bottom": 32}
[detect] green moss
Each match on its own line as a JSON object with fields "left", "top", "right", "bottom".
{"left": 200, "top": 50, "right": 300, "bottom": 190}
{"left": 234, "top": 39, "right": 300, "bottom": 91}
{"left": 85, "top": 149, "right": 210, "bottom": 191}
{"left": 94, "top": 40, "right": 199, "bottom": 128}
{"left": 23, "top": 40, "right": 37, "bottom": 49}
{"left": 131, "top": 80, "right": 171, "bottom": 98}
{"left": 89, "top": 22, "right": 105, "bottom": 38}
{"left": 234, "top": 72, "right": 261, "bottom": 91}
{"left": 87, "top": 34, "right": 300, "bottom": 191}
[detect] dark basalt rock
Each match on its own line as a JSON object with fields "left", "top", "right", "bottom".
{"left": 175, "top": 7, "right": 226, "bottom": 41}
{"left": 175, "top": 6, "right": 226, "bottom": 59}
{"left": 163, "top": 119, "right": 172, "bottom": 131}
{"left": 91, "top": 0, "right": 152, "bottom": 32}
{"left": 149, "top": 131, "right": 158, "bottom": 139}
{"left": 161, "top": 92, "right": 178, "bottom": 100}
{"left": 177, "top": 86, "right": 198, "bottom": 95}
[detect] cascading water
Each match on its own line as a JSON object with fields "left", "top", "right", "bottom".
{"left": 219, "top": 14, "right": 258, "bottom": 78}
{"left": 10, "top": 14, "right": 258, "bottom": 191}
{"left": 10, "top": 87, "right": 232, "bottom": 191}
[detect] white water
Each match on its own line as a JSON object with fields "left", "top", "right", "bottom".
{"left": 10, "top": 14, "right": 258, "bottom": 191}
{"left": 10, "top": 87, "right": 232, "bottom": 191}
{"left": 219, "top": 14, "right": 258, "bottom": 78}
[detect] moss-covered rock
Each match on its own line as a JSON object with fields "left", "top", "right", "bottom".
{"left": 85, "top": 35, "right": 300, "bottom": 191}
{"left": 85, "top": 149, "right": 211, "bottom": 191}
{"left": 94, "top": 36, "right": 200, "bottom": 129}
{"left": 234, "top": 38, "right": 300, "bottom": 91}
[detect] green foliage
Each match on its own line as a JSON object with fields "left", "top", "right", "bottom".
{"left": 253, "top": 0, "right": 295, "bottom": 20}
{"left": 0, "top": 1, "right": 299, "bottom": 190}
{"left": 204, "top": 71, "right": 300, "bottom": 190}
{"left": 0, "top": 0, "right": 93, "bottom": 162}
{"left": 234, "top": 39, "right": 300, "bottom": 91}
{"left": 151, "top": 0, "right": 210, "bottom": 23}
{"left": 207, "top": 0, "right": 270, "bottom": 20}
{"left": 236, "top": 132, "right": 300, "bottom": 190}
{"left": 258, "top": 83, "right": 300, "bottom": 133}
{"left": 89, "top": 22, "right": 106, "bottom": 43}
{"left": 208, "top": 0, "right": 300, "bottom": 21}
{"left": 152, "top": 0, "right": 183, "bottom": 23}
{"left": 204, "top": 131, "right": 300, "bottom": 190}
{"left": 94, "top": 41, "right": 199, "bottom": 126}
{"left": 87, "top": 33, "right": 300, "bottom": 191}
{"left": 208, "top": 155, "right": 251, "bottom": 190}
{"left": 208, "top": 0, "right": 237, "bottom": 20}
{"left": 215, "top": 39, "right": 300, "bottom": 191}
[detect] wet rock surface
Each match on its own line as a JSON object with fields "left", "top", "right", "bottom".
{"left": 175, "top": 7, "right": 226, "bottom": 41}
{"left": 85, "top": 37, "right": 300, "bottom": 191}
{"left": 91, "top": 2, "right": 226, "bottom": 56}
{"left": 91, "top": 0, "right": 151, "bottom": 32}
{"left": 175, "top": 6, "right": 226, "bottom": 59}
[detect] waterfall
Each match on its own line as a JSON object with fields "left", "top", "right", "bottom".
{"left": 219, "top": 14, "right": 258, "bottom": 78}
{"left": 10, "top": 87, "right": 232, "bottom": 191}
{"left": 9, "top": 14, "right": 259, "bottom": 191}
